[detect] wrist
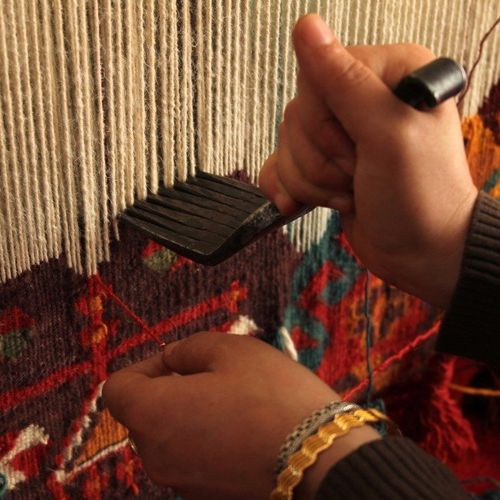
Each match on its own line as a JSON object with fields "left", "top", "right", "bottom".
{"left": 294, "top": 425, "right": 381, "bottom": 499}
{"left": 379, "top": 186, "right": 478, "bottom": 309}
{"left": 411, "top": 187, "right": 478, "bottom": 309}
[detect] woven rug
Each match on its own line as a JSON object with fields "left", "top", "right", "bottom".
{"left": 1, "top": 1, "right": 500, "bottom": 498}
{"left": 0, "top": 82, "right": 499, "bottom": 499}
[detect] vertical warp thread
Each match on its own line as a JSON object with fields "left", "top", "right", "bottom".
{"left": 103, "top": 0, "right": 118, "bottom": 230}
{"left": 0, "top": 86, "right": 15, "bottom": 280}
{"left": 202, "top": 0, "right": 214, "bottom": 175}
{"left": 249, "top": 1, "right": 263, "bottom": 175}
{"left": 158, "top": 0, "right": 174, "bottom": 185}
{"left": 53, "top": 0, "right": 82, "bottom": 271}
{"left": 280, "top": 0, "right": 293, "bottom": 122}
{"left": 70, "top": 0, "right": 97, "bottom": 274}
{"left": 115, "top": 0, "right": 127, "bottom": 212}
{"left": 0, "top": 5, "right": 27, "bottom": 275}
{"left": 240, "top": 0, "right": 251, "bottom": 172}
{"left": 91, "top": 0, "right": 110, "bottom": 260}
{"left": 222, "top": 0, "right": 233, "bottom": 175}
{"left": 125, "top": 1, "right": 136, "bottom": 205}
{"left": 0, "top": 1, "right": 499, "bottom": 280}
{"left": 259, "top": 0, "right": 273, "bottom": 174}
{"left": 39, "top": 0, "right": 63, "bottom": 261}
{"left": 183, "top": 0, "right": 196, "bottom": 177}
{"left": 134, "top": 0, "right": 147, "bottom": 200}
{"left": 26, "top": 0, "right": 56, "bottom": 259}
{"left": 232, "top": 0, "right": 243, "bottom": 171}
{"left": 269, "top": 0, "right": 283, "bottom": 156}
{"left": 146, "top": 1, "right": 158, "bottom": 192}
{"left": 5, "top": 0, "right": 40, "bottom": 265}
{"left": 18, "top": 0, "right": 48, "bottom": 263}
{"left": 171, "top": 0, "right": 184, "bottom": 180}
{"left": 166, "top": 0, "right": 179, "bottom": 184}
{"left": 213, "top": 0, "right": 224, "bottom": 176}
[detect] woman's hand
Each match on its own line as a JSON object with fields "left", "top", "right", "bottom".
{"left": 103, "top": 332, "right": 379, "bottom": 499}
{"left": 259, "top": 14, "right": 478, "bottom": 308}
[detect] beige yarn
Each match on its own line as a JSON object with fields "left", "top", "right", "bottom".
{"left": 0, "top": 0, "right": 499, "bottom": 281}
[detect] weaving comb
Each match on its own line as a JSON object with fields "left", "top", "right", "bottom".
{"left": 122, "top": 57, "right": 466, "bottom": 265}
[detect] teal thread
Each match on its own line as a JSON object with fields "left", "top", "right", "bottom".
{"left": 483, "top": 169, "right": 500, "bottom": 193}
{"left": 363, "top": 399, "right": 388, "bottom": 436}
{"left": 284, "top": 214, "right": 361, "bottom": 371}
{"left": 0, "top": 473, "right": 7, "bottom": 498}
{"left": 271, "top": 328, "right": 286, "bottom": 352}
{"left": 477, "top": 490, "right": 500, "bottom": 500}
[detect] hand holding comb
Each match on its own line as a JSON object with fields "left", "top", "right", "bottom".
{"left": 122, "top": 57, "right": 466, "bottom": 265}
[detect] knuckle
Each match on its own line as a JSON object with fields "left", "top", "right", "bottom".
{"left": 300, "top": 160, "right": 329, "bottom": 185}
{"left": 337, "top": 57, "right": 371, "bottom": 88}
{"left": 281, "top": 175, "right": 315, "bottom": 205}
{"left": 191, "top": 330, "right": 229, "bottom": 358}
{"left": 301, "top": 164, "right": 349, "bottom": 195}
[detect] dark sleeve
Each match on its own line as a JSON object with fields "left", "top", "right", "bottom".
{"left": 315, "top": 437, "right": 468, "bottom": 500}
{"left": 437, "top": 191, "right": 500, "bottom": 365}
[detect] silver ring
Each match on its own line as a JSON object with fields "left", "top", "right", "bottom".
{"left": 128, "top": 436, "right": 139, "bottom": 455}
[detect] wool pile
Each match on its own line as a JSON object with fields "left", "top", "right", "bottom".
{"left": 0, "top": 0, "right": 499, "bottom": 279}
{"left": 0, "top": 1, "right": 499, "bottom": 498}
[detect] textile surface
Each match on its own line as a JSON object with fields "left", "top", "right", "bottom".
{"left": 1, "top": 82, "right": 499, "bottom": 499}
{"left": 0, "top": 0, "right": 499, "bottom": 279}
{"left": 1, "top": 1, "right": 500, "bottom": 498}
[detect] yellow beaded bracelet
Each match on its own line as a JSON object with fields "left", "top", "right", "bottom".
{"left": 270, "top": 408, "right": 395, "bottom": 500}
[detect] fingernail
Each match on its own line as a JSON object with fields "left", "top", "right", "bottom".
{"left": 162, "top": 340, "right": 179, "bottom": 356}
{"left": 300, "top": 15, "right": 334, "bottom": 47}
{"left": 274, "top": 192, "right": 298, "bottom": 216}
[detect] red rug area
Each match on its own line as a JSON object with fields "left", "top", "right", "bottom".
{"left": 0, "top": 82, "right": 498, "bottom": 500}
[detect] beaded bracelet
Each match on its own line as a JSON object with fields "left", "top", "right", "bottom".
{"left": 274, "top": 401, "right": 359, "bottom": 475}
{"left": 270, "top": 408, "right": 395, "bottom": 500}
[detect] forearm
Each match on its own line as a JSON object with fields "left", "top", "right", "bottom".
{"left": 295, "top": 425, "right": 381, "bottom": 499}
{"left": 437, "top": 191, "right": 500, "bottom": 365}
{"left": 314, "top": 437, "right": 469, "bottom": 499}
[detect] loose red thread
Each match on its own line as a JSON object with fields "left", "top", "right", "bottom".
{"left": 342, "top": 322, "right": 441, "bottom": 401}
{"left": 458, "top": 15, "right": 500, "bottom": 105}
{"left": 94, "top": 274, "right": 169, "bottom": 348}
{"left": 1, "top": 284, "right": 247, "bottom": 413}
{"left": 93, "top": 275, "right": 244, "bottom": 350}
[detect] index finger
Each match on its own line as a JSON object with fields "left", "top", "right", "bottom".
{"left": 103, "top": 352, "right": 171, "bottom": 423}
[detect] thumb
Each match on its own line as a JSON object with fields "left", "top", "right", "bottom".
{"left": 293, "top": 14, "right": 398, "bottom": 141}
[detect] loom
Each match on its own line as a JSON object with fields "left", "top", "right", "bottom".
{"left": 0, "top": 0, "right": 499, "bottom": 282}
{"left": 1, "top": 1, "right": 499, "bottom": 498}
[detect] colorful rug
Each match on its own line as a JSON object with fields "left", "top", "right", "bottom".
{"left": 1, "top": 70, "right": 499, "bottom": 500}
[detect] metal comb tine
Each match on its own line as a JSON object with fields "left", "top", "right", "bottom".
{"left": 122, "top": 214, "right": 216, "bottom": 256}
{"left": 173, "top": 183, "right": 260, "bottom": 213}
{"left": 196, "top": 171, "right": 263, "bottom": 196}
{"left": 126, "top": 207, "right": 225, "bottom": 245}
{"left": 187, "top": 176, "right": 264, "bottom": 201}
{"left": 134, "top": 201, "right": 235, "bottom": 235}
{"left": 147, "top": 193, "right": 243, "bottom": 229}
{"left": 157, "top": 186, "right": 252, "bottom": 216}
